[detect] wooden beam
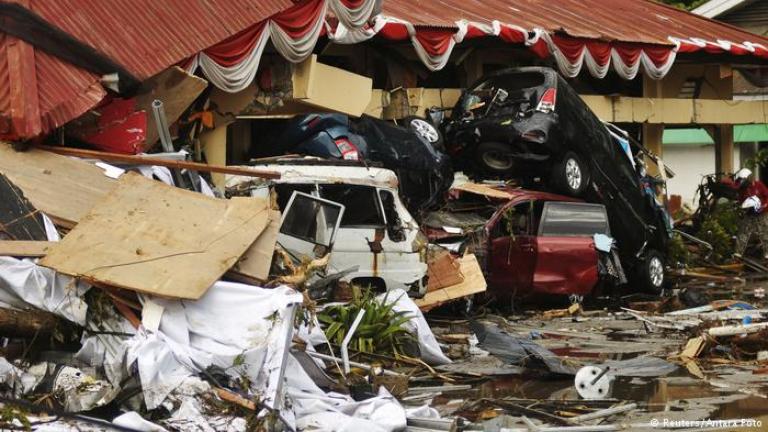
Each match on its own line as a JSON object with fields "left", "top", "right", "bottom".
{"left": 35, "top": 145, "right": 281, "bottom": 179}
{"left": 365, "top": 88, "right": 768, "bottom": 125}
{"left": 715, "top": 125, "right": 735, "bottom": 174}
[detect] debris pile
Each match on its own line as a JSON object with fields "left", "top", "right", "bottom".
{"left": 0, "top": 143, "right": 485, "bottom": 431}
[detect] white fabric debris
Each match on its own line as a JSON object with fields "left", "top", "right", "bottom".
{"left": 377, "top": 289, "right": 451, "bottom": 365}
{"left": 125, "top": 282, "right": 302, "bottom": 411}
{"left": 42, "top": 213, "right": 60, "bottom": 241}
{"left": 113, "top": 411, "right": 169, "bottom": 431}
{"left": 0, "top": 257, "right": 89, "bottom": 325}
{"left": 51, "top": 365, "right": 120, "bottom": 412}
{"left": 285, "top": 354, "right": 407, "bottom": 432}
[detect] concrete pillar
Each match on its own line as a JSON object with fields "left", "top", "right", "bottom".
{"left": 642, "top": 75, "right": 667, "bottom": 176}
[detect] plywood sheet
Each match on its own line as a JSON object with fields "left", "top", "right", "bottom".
{"left": 415, "top": 254, "right": 486, "bottom": 312}
{"left": 0, "top": 241, "right": 56, "bottom": 257}
{"left": 229, "top": 210, "right": 281, "bottom": 283}
{"left": 0, "top": 145, "right": 116, "bottom": 228}
{"left": 40, "top": 173, "right": 269, "bottom": 299}
{"left": 452, "top": 183, "right": 514, "bottom": 200}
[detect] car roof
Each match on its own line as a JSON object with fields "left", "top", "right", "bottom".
{"left": 226, "top": 164, "right": 400, "bottom": 189}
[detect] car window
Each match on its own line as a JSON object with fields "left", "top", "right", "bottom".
{"left": 280, "top": 192, "right": 343, "bottom": 247}
{"left": 274, "top": 184, "right": 316, "bottom": 211}
{"left": 491, "top": 202, "right": 532, "bottom": 238}
{"left": 538, "top": 202, "right": 609, "bottom": 237}
{"left": 320, "top": 184, "right": 384, "bottom": 227}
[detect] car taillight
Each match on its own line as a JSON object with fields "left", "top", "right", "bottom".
{"left": 536, "top": 88, "right": 557, "bottom": 113}
{"left": 334, "top": 138, "right": 359, "bottom": 160}
{"left": 306, "top": 115, "right": 321, "bottom": 129}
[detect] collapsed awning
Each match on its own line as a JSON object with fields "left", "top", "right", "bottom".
{"left": 0, "top": 0, "right": 379, "bottom": 140}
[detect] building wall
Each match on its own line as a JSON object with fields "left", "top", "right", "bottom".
{"left": 719, "top": 0, "right": 768, "bottom": 98}
{"left": 664, "top": 143, "right": 742, "bottom": 207}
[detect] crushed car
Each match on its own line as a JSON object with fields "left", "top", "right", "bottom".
{"left": 425, "top": 183, "right": 624, "bottom": 301}
{"left": 431, "top": 67, "right": 671, "bottom": 292}
{"left": 227, "top": 162, "right": 429, "bottom": 297}
{"left": 248, "top": 113, "right": 453, "bottom": 214}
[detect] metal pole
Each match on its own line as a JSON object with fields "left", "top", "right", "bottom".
{"left": 341, "top": 309, "right": 366, "bottom": 375}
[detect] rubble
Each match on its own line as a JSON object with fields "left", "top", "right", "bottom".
{"left": 0, "top": 54, "right": 765, "bottom": 432}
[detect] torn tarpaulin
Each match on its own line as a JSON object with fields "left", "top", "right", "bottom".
{"left": 125, "top": 282, "right": 302, "bottom": 411}
{"left": 470, "top": 320, "right": 576, "bottom": 375}
{"left": 377, "top": 288, "right": 451, "bottom": 365}
{"left": 0, "top": 257, "right": 89, "bottom": 325}
{"left": 285, "top": 354, "right": 407, "bottom": 432}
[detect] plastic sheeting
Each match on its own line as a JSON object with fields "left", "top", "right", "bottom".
{"left": 377, "top": 289, "right": 451, "bottom": 365}
{"left": 0, "top": 257, "right": 89, "bottom": 325}
{"left": 285, "top": 354, "right": 407, "bottom": 432}
{"left": 125, "top": 282, "right": 301, "bottom": 410}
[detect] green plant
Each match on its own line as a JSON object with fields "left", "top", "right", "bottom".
{"left": 745, "top": 148, "right": 768, "bottom": 171}
{"left": 695, "top": 202, "right": 740, "bottom": 263}
{"left": 317, "top": 289, "right": 414, "bottom": 356}
{"left": 667, "top": 233, "right": 690, "bottom": 266}
{"left": 0, "top": 406, "right": 30, "bottom": 431}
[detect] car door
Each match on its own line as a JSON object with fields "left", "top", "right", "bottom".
{"left": 533, "top": 202, "right": 607, "bottom": 296}
{"left": 487, "top": 201, "right": 537, "bottom": 296}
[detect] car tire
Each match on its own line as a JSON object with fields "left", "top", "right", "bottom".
{"left": 404, "top": 116, "right": 444, "bottom": 150}
{"left": 638, "top": 250, "right": 666, "bottom": 294}
{"left": 477, "top": 142, "right": 516, "bottom": 176}
{"left": 554, "top": 151, "right": 589, "bottom": 197}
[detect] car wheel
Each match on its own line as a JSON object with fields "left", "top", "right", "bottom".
{"left": 639, "top": 250, "right": 665, "bottom": 294}
{"left": 554, "top": 151, "right": 589, "bottom": 196}
{"left": 477, "top": 142, "right": 515, "bottom": 175}
{"left": 404, "top": 116, "right": 444, "bottom": 150}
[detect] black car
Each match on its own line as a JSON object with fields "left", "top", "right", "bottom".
{"left": 440, "top": 67, "right": 671, "bottom": 293}
{"left": 253, "top": 113, "right": 453, "bottom": 214}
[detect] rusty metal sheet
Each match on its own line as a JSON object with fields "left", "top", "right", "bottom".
{"left": 382, "top": 0, "right": 768, "bottom": 46}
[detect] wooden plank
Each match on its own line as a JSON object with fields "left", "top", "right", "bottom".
{"left": 452, "top": 182, "right": 514, "bottom": 200}
{"left": 415, "top": 254, "right": 486, "bottom": 312}
{"left": 0, "top": 144, "right": 117, "bottom": 228}
{"left": 36, "top": 145, "right": 282, "bottom": 179}
{"left": 0, "top": 241, "right": 56, "bottom": 257}
{"left": 228, "top": 210, "right": 281, "bottom": 283}
{"left": 40, "top": 173, "right": 269, "bottom": 300}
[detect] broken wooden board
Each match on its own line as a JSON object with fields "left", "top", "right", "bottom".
{"left": 427, "top": 250, "right": 464, "bottom": 292}
{"left": 0, "top": 144, "right": 116, "bottom": 228}
{"left": 134, "top": 66, "right": 209, "bottom": 151}
{"left": 0, "top": 241, "right": 56, "bottom": 257}
{"left": 40, "top": 173, "right": 269, "bottom": 300}
{"left": 228, "top": 210, "right": 281, "bottom": 283}
{"left": 452, "top": 182, "right": 515, "bottom": 200}
{"left": 415, "top": 254, "right": 486, "bottom": 312}
{"left": 0, "top": 172, "right": 48, "bottom": 240}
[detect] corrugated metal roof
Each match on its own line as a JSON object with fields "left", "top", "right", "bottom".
{"left": 381, "top": 0, "right": 768, "bottom": 47}
{"left": 32, "top": 0, "right": 294, "bottom": 80}
{"left": 0, "top": 0, "right": 295, "bottom": 140}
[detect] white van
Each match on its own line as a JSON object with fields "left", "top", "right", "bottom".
{"left": 227, "top": 164, "right": 429, "bottom": 297}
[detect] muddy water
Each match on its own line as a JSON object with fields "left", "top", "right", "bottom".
{"left": 466, "top": 370, "right": 768, "bottom": 430}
